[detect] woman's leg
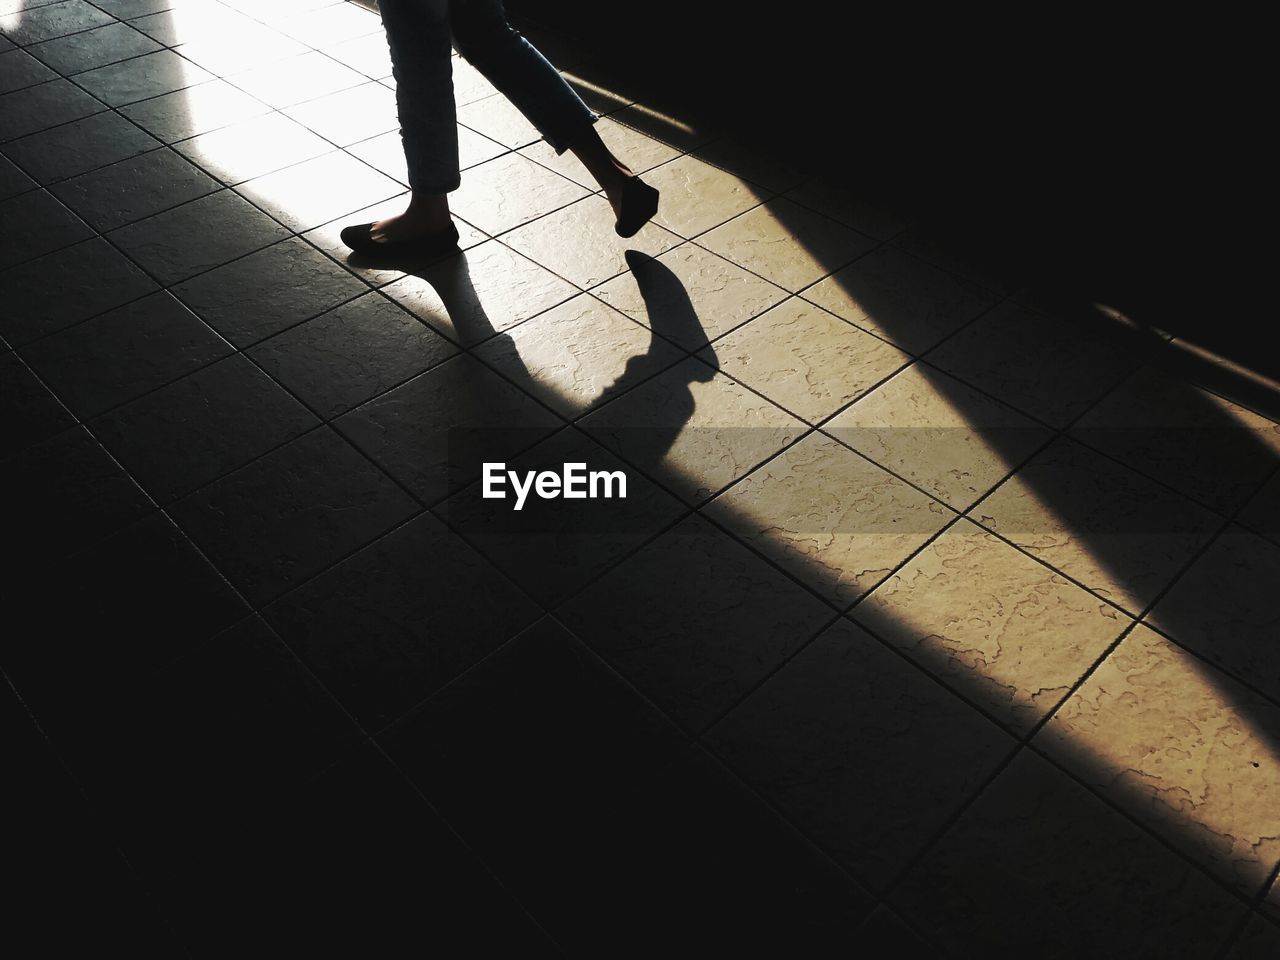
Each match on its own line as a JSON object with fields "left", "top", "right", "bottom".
{"left": 450, "top": 0, "right": 656, "bottom": 232}
{"left": 353, "top": 0, "right": 457, "bottom": 244}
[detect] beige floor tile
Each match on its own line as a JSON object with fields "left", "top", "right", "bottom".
{"left": 705, "top": 432, "right": 951, "bottom": 606}
{"left": 344, "top": 130, "right": 406, "bottom": 185}
{"left": 518, "top": 116, "right": 678, "bottom": 187}
{"left": 174, "top": 112, "right": 332, "bottom": 185}
{"left": 1071, "top": 366, "right": 1280, "bottom": 513}
{"left": 449, "top": 56, "right": 498, "bottom": 107}
{"left": 221, "top": 0, "right": 335, "bottom": 14}
{"left": 382, "top": 239, "right": 577, "bottom": 347}
{"left": 609, "top": 103, "right": 717, "bottom": 153}
{"left": 802, "top": 245, "right": 996, "bottom": 354}
{"left": 320, "top": 31, "right": 394, "bottom": 80}
{"left": 782, "top": 179, "right": 906, "bottom": 240}
{"left": 1036, "top": 623, "right": 1280, "bottom": 892}
{"left": 473, "top": 294, "right": 684, "bottom": 418}
{"left": 854, "top": 518, "right": 1127, "bottom": 732}
{"left": 228, "top": 49, "right": 367, "bottom": 109}
{"left": 698, "top": 299, "right": 908, "bottom": 423}
{"left": 973, "top": 436, "right": 1222, "bottom": 614}
{"left": 890, "top": 750, "right": 1243, "bottom": 956}
{"left": 457, "top": 92, "right": 541, "bottom": 149}
{"left": 826, "top": 363, "right": 1050, "bottom": 511}
{"left": 347, "top": 125, "right": 505, "bottom": 186}
{"left": 173, "top": 27, "right": 307, "bottom": 78}
{"left": 697, "top": 197, "right": 876, "bottom": 292}
{"left": 927, "top": 299, "right": 1134, "bottom": 428}
{"left": 454, "top": 125, "right": 508, "bottom": 169}
{"left": 235, "top": 150, "right": 402, "bottom": 231}
{"left": 302, "top": 196, "right": 486, "bottom": 288}
{"left": 642, "top": 154, "right": 767, "bottom": 239}
{"left": 692, "top": 137, "right": 805, "bottom": 193}
{"left": 119, "top": 79, "right": 272, "bottom": 144}
{"left": 501, "top": 194, "right": 681, "bottom": 289}
{"left": 449, "top": 152, "right": 588, "bottom": 235}
{"left": 579, "top": 357, "right": 805, "bottom": 505}
{"left": 130, "top": 3, "right": 254, "bottom": 47}
{"left": 264, "top": 0, "right": 380, "bottom": 48}
{"left": 1147, "top": 526, "right": 1280, "bottom": 702}
{"left": 591, "top": 243, "right": 789, "bottom": 351}
{"left": 282, "top": 81, "right": 397, "bottom": 147}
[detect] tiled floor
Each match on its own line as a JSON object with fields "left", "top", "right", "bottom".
{"left": 4, "top": 1, "right": 1280, "bottom": 956}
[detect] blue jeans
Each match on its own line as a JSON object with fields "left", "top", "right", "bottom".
{"left": 377, "top": 0, "right": 598, "bottom": 194}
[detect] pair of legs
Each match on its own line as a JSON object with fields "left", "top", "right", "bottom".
{"left": 362, "top": 0, "right": 649, "bottom": 245}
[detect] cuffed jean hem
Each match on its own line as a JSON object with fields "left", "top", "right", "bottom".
{"left": 406, "top": 171, "right": 463, "bottom": 195}
{"left": 402, "top": 124, "right": 461, "bottom": 194}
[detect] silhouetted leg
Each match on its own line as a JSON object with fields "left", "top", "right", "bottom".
{"left": 347, "top": 0, "right": 456, "bottom": 246}
{"left": 450, "top": 0, "right": 594, "bottom": 156}
{"left": 451, "top": 0, "right": 658, "bottom": 234}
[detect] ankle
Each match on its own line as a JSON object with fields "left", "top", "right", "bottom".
{"left": 599, "top": 162, "right": 635, "bottom": 199}
{"left": 404, "top": 193, "right": 451, "bottom": 230}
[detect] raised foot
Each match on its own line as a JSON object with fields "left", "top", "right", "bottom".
{"left": 613, "top": 176, "right": 660, "bottom": 238}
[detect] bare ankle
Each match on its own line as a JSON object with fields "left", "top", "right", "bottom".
{"left": 404, "top": 193, "right": 451, "bottom": 230}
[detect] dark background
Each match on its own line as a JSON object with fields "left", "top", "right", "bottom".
{"left": 511, "top": 2, "right": 1273, "bottom": 377}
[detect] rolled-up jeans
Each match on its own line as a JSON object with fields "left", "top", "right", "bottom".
{"left": 377, "top": 0, "right": 598, "bottom": 194}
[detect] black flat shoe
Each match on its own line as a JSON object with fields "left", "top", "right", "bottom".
{"left": 615, "top": 176, "right": 659, "bottom": 238}
{"left": 339, "top": 221, "right": 460, "bottom": 259}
